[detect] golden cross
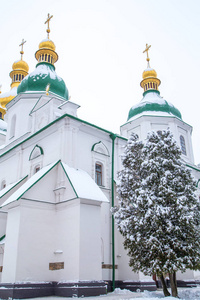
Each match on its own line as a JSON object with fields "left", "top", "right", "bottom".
{"left": 19, "top": 39, "right": 26, "bottom": 60}
{"left": 45, "top": 13, "right": 53, "bottom": 39}
{"left": 143, "top": 43, "right": 151, "bottom": 66}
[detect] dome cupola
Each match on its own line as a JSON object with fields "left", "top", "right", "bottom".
{"left": 127, "top": 44, "right": 182, "bottom": 121}
{"left": 35, "top": 15, "right": 58, "bottom": 66}
{"left": 9, "top": 39, "right": 29, "bottom": 90}
{"left": 17, "top": 14, "right": 69, "bottom": 100}
{"left": 140, "top": 44, "right": 161, "bottom": 95}
{"left": 0, "top": 40, "right": 29, "bottom": 117}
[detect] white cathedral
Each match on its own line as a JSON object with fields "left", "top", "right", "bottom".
{"left": 0, "top": 16, "right": 200, "bottom": 298}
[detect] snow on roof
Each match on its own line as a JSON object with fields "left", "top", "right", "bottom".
{"left": 30, "top": 64, "right": 62, "bottom": 82}
{"left": 0, "top": 176, "right": 28, "bottom": 199}
{"left": 1, "top": 161, "right": 59, "bottom": 208}
{"left": 1, "top": 161, "right": 109, "bottom": 208}
{"left": 127, "top": 110, "right": 176, "bottom": 122}
{"left": 61, "top": 162, "right": 109, "bottom": 203}
{"left": 0, "top": 86, "right": 17, "bottom": 98}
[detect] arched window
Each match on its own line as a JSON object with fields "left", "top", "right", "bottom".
{"left": 10, "top": 114, "right": 16, "bottom": 138}
{"left": 95, "top": 163, "right": 103, "bottom": 186}
{"left": 180, "top": 135, "right": 187, "bottom": 155}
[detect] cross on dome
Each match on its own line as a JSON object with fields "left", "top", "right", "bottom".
{"left": 45, "top": 13, "right": 53, "bottom": 39}
{"left": 143, "top": 43, "right": 151, "bottom": 67}
{"left": 19, "top": 39, "right": 26, "bottom": 60}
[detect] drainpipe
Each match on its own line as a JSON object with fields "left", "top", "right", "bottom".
{"left": 110, "top": 133, "right": 117, "bottom": 291}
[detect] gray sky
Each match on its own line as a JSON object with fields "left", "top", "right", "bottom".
{"left": 1, "top": 0, "right": 200, "bottom": 163}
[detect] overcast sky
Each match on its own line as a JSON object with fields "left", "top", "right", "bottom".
{"left": 1, "top": 0, "right": 200, "bottom": 164}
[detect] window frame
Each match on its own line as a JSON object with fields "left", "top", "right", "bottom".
{"left": 180, "top": 135, "right": 187, "bottom": 155}
{"left": 95, "top": 163, "right": 103, "bottom": 186}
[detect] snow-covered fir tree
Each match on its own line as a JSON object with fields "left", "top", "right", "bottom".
{"left": 114, "top": 130, "right": 200, "bottom": 297}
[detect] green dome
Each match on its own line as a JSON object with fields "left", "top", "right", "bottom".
{"left": 17, "top": 62, "right": 69, "bottom": 100}
{"left": 128, "top": 90, "right": 182, "bottom": 121}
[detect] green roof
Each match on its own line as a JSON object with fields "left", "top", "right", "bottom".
{"left": 127, "top": 90, "right": 182, "bottom": 121}
{"left": 17, "top": 62, "right": 69, "bottom": 100}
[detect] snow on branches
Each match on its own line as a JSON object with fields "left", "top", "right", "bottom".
{"left": 114, "top": 130, "right": 200, "bottom": 276}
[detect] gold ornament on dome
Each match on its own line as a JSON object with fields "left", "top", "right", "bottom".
{"left": 35, "top": 13, "right": 58, "bottom": 65}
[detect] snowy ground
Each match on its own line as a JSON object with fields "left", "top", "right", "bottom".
{"left": 21, "top": 287, "right": 200, "bottom": 300}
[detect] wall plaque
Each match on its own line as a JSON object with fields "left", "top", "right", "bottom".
{"left": 102, "top": 264, "right": 118, "bottom": 269}
{"left": 49, "top": 262, "right": 64, "bottom": 270}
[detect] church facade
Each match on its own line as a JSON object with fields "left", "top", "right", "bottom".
{"left": 0, "top": 17, "right": 200, "bottom": 298}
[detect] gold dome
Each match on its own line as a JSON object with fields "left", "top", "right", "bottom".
{"left": 140, "top": 44, "right": 161, "bottom": 93}
{"left": 142, "top": 68, "right": 157, "bottom": 79}
{"left": 0, "top": 39, "right": 29, "bottom": 117}
{"left": 35, "top": 14, "right": 58, "bottom": 66}
{"left": 12, "top": 59, "right": 29, "bottom": 73}
{"left": 39, "top": 39, "right": 56, "bottom": 51}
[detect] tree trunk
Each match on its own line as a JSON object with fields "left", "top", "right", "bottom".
{"left": 160, "top": 274, "right": 171, "bottom": 297}
{"left": 169, "top": 271, "right": 178, "bottom": 297}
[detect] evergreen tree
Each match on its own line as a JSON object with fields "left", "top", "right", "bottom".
{"left": 114, "top": 130, "right": 200, "bottom": 297}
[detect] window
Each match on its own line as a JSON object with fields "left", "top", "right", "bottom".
{"left": 95, "top": 163, "right": 102, "bottom": 186}
{"left": 34, "top": 165, "right": 40, "bottom": 173}
{"left": 180, "top": 135, "right": 187, "bottom": 155}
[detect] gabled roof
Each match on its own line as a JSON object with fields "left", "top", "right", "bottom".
{"left": 61, "top": 162, "right": 109, "bottom": 202}
{"left": 1, "top": 161, "right": 59, "bottom": 208}
{"left": 0, "top": 175, "right": 28, "bottom": 199}
{"left": 1, "top": 161, "right": 109, "bottom": 208}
